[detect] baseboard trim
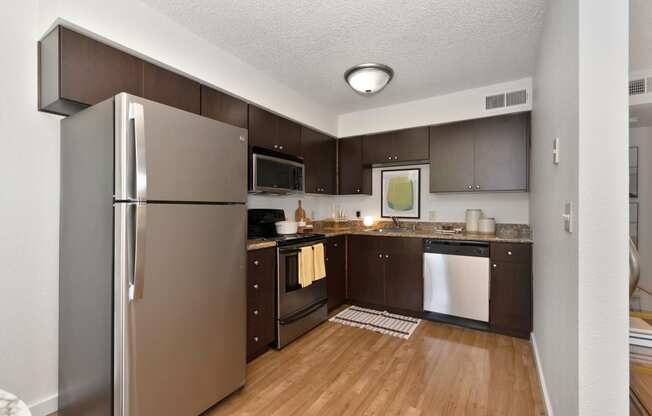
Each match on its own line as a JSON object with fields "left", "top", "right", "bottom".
{"left": 531, "top": 332, "right": 554, "bottom": 416}
{"left": 28, "top": 394, "right": 58, "bottom": 416}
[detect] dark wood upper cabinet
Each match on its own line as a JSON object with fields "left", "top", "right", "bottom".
{"left": 338, "top": 136, "right": 372, "bottom": 195}
{"left": 362, "top": 132, "right": 394, "bottom": 165}
{"left": 39, "top": 26, "right": 144, "bottom": 115}
{"left": 489, "top": 242, "right": 532, "bottom": 339}
{"left": 429, "top": 113, "right": 529, "bottom": 193}
{"left": 384, "top": 237, "right": 423, "bottom": 312}
{"left": 393, "top": 127, "right": 430, "bottom": 162}
{"left": 347, "top": 236, "right": 385, "bottom": 306}
{"left": 326, "top": 236, "right": 346, "bottom": 311}
{"left": 302, "top": 127, "right": 335, "bottom": 194}
{"left": 142, "top": 62, "right": 200, "bottom": 114}
{"left": 473, "top": 113, "right": 529, "bottom": 192}
{"left": 429, "top": 121, "right": 475, "bottom": 192}
{"left": 200, "top": 85, "right": 248, "bottom": 129}
{"left": 248, "top": 105, "right": 302, "bottom": 156}
{"left": 363, "top": 127, "right": 429, "bottom": 165}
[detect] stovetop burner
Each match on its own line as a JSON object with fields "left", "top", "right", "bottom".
{"left": 248, "top": 209, "right": 325, "bottom": 246}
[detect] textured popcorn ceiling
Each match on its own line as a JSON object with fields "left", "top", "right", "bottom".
{"left": 141, "top": 0, "right": 545, "bottom": 113}
{"left": 631, "top": 0, "right": 652, "bottom": 72}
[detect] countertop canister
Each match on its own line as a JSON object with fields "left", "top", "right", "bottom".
{"left": 465, "top": 209, "right": 483, "bottom": 233}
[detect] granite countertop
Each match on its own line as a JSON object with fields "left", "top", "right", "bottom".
{"left": 247, "top": 227, "right": 531, "bottom": 250}
{"left": 321, "top": 228, "right": 532, "bottom": 244}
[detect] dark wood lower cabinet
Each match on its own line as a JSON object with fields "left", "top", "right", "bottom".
{"left": 347, "top": 236, "right": 385, "bottom": 305}
{"left": 384, "top": 237, "right": 423, "bottom": 312}
{"left": 489, "top": 243, "right": 532, "bottom": 338}
{"left": 347, "top": 236, "right": 423, "bottom": 313}
{"left": 325, "top": 236, "right": 346, "bottom": 311}
{"left": 247, "top": 248, "right": 276, "bottom": 362}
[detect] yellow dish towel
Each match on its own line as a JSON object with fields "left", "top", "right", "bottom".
{"left": 313, "top": 243, "right": 326, "bottom": 281}
{"left": 299, "top": 246, "right": 315, "bottom": 288}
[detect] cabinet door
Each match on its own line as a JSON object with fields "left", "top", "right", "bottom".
{"left": 39, "top": 26, "right": 144, "bottom": 115}
{"left": 326, "top": 236, "right": 347, "bottom": 311}
{"left": 200, "top": 86, "right": 248, "bottom": 129}
{"left": 363, "top": 132, "right": 394, "bottom": 165}
{"left": 277, "top": 117, "right": 302, "bottom": 156}
{"left": 339, "top": 136, "right": 371, "bottom": 195}
{"left": 393, "top": 127, "right": 429, "bottom": 162}
{"left": 347, "top": 236, "right": 385, "bottom": 306}
{"left": 143, "top": 62, "right": 201, "bottom": 114}
{"left": 247, "top": 248, "right": 276, "bottom": 361}
{"left": 429, "top": 122, "right": 475, "bottom": 192}
{"left": 302, "top": 127, "right": 335, "bottom": 194}
{"left": 474, "top": 113, "right": 529, "bottom": 191}
{"left": 248, "top": 105, "right": 278, "bottom": 150}
{"left": 489, "top": 259, "right": 532, "bottom": 338}
{"left": 384, "top": 237, "right": 423, "bottom": 312}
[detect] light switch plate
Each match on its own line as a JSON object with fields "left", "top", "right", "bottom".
{"left": 562, "top": 201, "right": 573, "bottom": 233}
{"left": 553, "top": 137, "right": 560, "bottom": 165}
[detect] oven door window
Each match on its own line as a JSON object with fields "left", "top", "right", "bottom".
{"left": 283, "top": 251, "right": 301, "bottom": 292}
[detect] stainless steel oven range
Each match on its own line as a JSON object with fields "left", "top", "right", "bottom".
{"left": 276, "top": 235, "right": 328, "bottom": 348}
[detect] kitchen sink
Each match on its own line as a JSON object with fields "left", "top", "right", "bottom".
{"left": 365, "top": 227, "right": 416, "bottom": 233}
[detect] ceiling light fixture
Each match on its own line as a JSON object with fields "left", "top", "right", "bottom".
{"left": 344, "top": 63, "right": 394, "bottom": 96}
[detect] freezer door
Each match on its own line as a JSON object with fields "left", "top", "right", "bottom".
{"left": 114, "top": 203, "right": 246, "bottom": 416}
{"left": 114, "top": 93, "right": 248, "bottom": 203}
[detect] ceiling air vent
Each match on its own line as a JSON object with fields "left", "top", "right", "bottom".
{"left": 485, "top": 93, "right": 506, "bottom": 110}
{"left": 630, "top": 78, "right": 646, "bottom": 96}
{"left": 506, "top": 89, "right": 527, "bottom": 106}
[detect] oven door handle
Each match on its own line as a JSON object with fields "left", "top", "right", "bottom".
{"left": 279, "top": 299, "right": 328, "bottom": 325}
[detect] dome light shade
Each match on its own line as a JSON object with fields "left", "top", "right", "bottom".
{"left": 344, "top": 63, "right": 394, "bottom": 95}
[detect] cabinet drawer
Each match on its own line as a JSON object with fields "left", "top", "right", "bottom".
{"left": 247, "top": 248, "right": 276, "bottom": 282}
{"left": 491, "top": 243, "right": 531, "bottom": 264}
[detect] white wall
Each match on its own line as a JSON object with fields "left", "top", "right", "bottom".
{"left": 337, "top": 78, "right": 532, "bottom": 137}
{"left": 577, "top": 0, "right": 629, "bottom": 413}
{"left": 249, "top": 164, "right": 529, "bottom": 224}
{"left": 37, "top": 0, "right": 339, "bottom": 136}
{"left": 630, "top": 127, "right": 652, "bottom": 306}
{"left": 0, "top": 1, "right": 61, "bottom": 415}
{"left": 531, "top": 0, "right": 629, "bottom": 415}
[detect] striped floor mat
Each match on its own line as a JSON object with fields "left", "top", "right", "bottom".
{"left": 329, "top": 306, "right": 421, "bottom": 339}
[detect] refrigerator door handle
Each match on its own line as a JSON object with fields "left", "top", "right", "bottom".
{"left": 129, "top": 102, "right": 147, "bottom": 201}
{"left": 129, "top": 203, "right": 147, "bottom": 300}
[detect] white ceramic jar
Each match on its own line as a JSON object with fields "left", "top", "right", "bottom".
{"left": 465, "top": 209, "right": 483, "bottom": 233}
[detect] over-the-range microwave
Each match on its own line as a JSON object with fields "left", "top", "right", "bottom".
{"left": 249, "top": 147, "right": 304, "bottom": 194}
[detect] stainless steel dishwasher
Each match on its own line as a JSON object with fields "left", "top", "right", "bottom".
{"left": 423, "top": 240, "right": 490, "bottom": 322}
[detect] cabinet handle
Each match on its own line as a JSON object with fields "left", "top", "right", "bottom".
{"left": 507, "top": 251, "right": 513, "bottom": 256}
{"left": 279, "top": 145, "right": 284, "bottom": 150}
{"left": 253, "top": 260, "right": 260, "bottom": 266}
{"left": 253, "top": 336, "right": 259, "bottom": 342}
{"left": 385, "top": 254, "right": 390, "bottom": 259}
{"left": 333, "top": 243, "right": 338, "bottom": 247}
{"left": 492, "top": 264, "right": 497, "bottom": 268}
{"left": 253, "top": 310, "right": 259, "bottom": 316}
{"left": 394, "top": 156, "right": 398, "bottom": 160}
{"left": 253, "top": 283, "right": 259, "bottom": 290}
{"left": 467, "top": 185, "right": 473, "bottom": 190}
{"left": 356, "top": 188, "right": 360, "bottom": 193}
{"left": 325, "top": 257, "right": 329, "bottom": 262}
{"left": 387, "top": 156, "right": 392, "bottom": 160}
{"left": 273, "top": 145, "right": 278, "bottom": 149}
{"left": 378, "top": 254, "right": 383, "bottom": 258}
{"left": 475, "top": 185, "right": 480, "bottom": 190}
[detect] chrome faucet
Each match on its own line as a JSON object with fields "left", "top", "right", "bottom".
{"left": 391, "top": 216, "right": 401, "bottom": 228}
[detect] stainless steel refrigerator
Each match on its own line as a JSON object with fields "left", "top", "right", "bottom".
{"left": 59, "top": 93, "right": 248, "bottom": 415}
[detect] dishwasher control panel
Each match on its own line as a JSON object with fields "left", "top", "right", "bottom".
{"left": 423, "top": 240, "right": 489, "bottom": 257}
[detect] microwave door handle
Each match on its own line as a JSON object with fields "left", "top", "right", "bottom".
{"left": 129, "top": 102, "right": 147, "bottom": 201}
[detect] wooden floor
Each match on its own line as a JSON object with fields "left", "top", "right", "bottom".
{"left": 205, "top": 319, "right": 545, "bottom": 416}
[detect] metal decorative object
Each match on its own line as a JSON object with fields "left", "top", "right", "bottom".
{"left": 630, "top": 237, "right": 641, "bottom": 298}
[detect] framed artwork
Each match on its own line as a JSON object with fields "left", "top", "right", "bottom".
{"left": 381, "top": 168, "right": 421, "bottom": 219}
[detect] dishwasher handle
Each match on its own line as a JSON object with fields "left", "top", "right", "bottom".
{"left": 423, "top": 239, "right": 489, "bottom": 257}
